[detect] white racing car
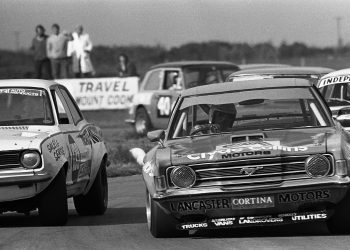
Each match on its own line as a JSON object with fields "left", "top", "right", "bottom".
{"left": 0, "top": 80, "right": 108, "bottom": 225}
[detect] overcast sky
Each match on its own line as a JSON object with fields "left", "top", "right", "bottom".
{"left": 0, "top": 0, "right": 349, "bottom": 50}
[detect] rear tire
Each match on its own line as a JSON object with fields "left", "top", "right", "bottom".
{"left": 135, "top": 108, "right": 152, "bottom": 136}
{"left": 38, "top": 168, "right": 68, "bottom": 226}
{"left": 146, "top": 190, "right": 187, "bottom": 238}
{"left": 327, "top": 190, "right": 350, "bottom": 234}
{"left": 74, "top": 160, "right": 108, "bottom": 216}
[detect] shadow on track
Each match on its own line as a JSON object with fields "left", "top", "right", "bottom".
{"left": 0, "top": 207, "right": 146, "bottom": 227}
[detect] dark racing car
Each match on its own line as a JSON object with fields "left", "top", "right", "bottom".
{"left": 142, "top": 78, "right": 350, "bottom": 237}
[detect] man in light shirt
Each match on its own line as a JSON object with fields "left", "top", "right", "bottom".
{"left": 47, "top": 23, "right": 72, "bottom": 79}
{"left": 71, "top": 25, "right": 95, "bottom": 78}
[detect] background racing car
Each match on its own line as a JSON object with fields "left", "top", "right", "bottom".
{"left": 126, "top": 61, "right": 239, "bottom": 135}
{"left": 317, "top": 68, "right": 350, "bottom": 129}
{"left": 0, "top": 80, "right": 108, "bottom": 225}
{"left": 142, "top": 78, "right": 350, "bottom": 237}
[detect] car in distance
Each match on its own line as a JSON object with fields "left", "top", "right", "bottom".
{"left": 317, "top": 68, "right": 350, "bottom": 129}
{"left": 0, "top": 80, "right": 108, "bottom": 225}
{"left": 227, "top": 66, "right": 334, "bottom": 85}
{"left": 126, "top": 61, "right": 240, "bottom": 135}
{"left": 142, "top": 78, "right": 350, "bottom": 237}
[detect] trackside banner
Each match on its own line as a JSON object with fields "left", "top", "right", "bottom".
{"left": 57, "top": 77, "right": 139, "bottom": 110}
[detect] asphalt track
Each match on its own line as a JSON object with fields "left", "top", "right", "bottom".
{"left": 0, "top": 176, "right": 349, "bottom": 250}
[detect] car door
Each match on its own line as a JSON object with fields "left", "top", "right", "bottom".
{"left": 51, "top": 86, "right": 92, "bottom": 188}
{"left": 150, "top": 68, "right": 182, "bottom": 128}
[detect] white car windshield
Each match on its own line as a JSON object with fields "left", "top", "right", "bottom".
{"left": 0, "top": 88, "right": 54, "bottom": 126}
{"left": 170, "top": 87, "right": 331, "bottom": 138}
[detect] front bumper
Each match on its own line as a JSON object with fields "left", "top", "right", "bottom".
{"left": 0, "top": 167, "right": 52, "bottom": 203}
{"left": 154, "top": 176, "right": 350, "bottom": 220}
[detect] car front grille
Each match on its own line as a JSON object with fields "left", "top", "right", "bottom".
{"left": 167, "top": 154, "right": 334, "bottom": 188}
{"left": 0, "top": 151, "right": 21, "bottom": 169}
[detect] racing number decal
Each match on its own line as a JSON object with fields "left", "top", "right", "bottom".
{"left": 157, "top": 96, "right": 172, "bottom": 117}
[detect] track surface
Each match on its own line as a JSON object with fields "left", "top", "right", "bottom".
{"left": 0, "top": 175, "right": 349, "bottom": 249}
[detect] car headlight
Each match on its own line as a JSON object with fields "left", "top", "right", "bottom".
{"left": 21, "top": 151, "right": 41, "bottom": 169}
{"left": 305, "top": 154, "right": 331, "bottom": 178}
{"left": 170, "top": 166, "right": 196, "bottom": 188}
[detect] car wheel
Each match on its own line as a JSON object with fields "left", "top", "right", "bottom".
{"left": 38, "top": 168, "right": 68, "bottom": 226}
{"left": 146, "top": 190, "right": 187, "bottom": 238}
{"left": 327, "top": 191, "right": 350, "bottom": 234}
{"left": 135, "top": 108, "right": 152, "bottom": 136}
{"left": 73, "top": 160, "right": 108, "bottom": 216}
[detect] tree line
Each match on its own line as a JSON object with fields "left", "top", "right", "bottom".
{"left": 0, "top": 41, "right": 349, "bottom": 79}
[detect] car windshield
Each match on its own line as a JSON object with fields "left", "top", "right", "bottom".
{"left": 183, "top": 66, "right": 237, "bottom": 88}
{"left": 0, "top": 88, "right": 54, "bottom": 126}
{"left": 319, "top": 82, "right": 350, "bottom": 107}
{"left": 170, "top": 87, "right": 331, "bottom": 138}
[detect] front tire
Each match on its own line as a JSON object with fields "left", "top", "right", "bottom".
{"left": 73, "top": 160, "right": 108, "bottom": 216}
{"left": 38, "top": 168, "right": 68, "bottom": 226}
{"left": 135, "top": 108, "right": 152, "bottom": 136}
{"left": 146, "top": 190, "right": 187, "bottom": 238}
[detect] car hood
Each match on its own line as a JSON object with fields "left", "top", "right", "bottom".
{"left": 168, "top": 128, "right": 333, "bottom": 165}
{"left": 0, "top": 129, "right": 51, "bottom": 151}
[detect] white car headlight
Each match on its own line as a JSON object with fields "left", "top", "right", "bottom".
{"left": 21, "top": 151, "right": 41, "bottom": 169}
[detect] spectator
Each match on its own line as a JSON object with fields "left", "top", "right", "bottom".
{"left": 30, "top": 25, "right": 51, "bottom": 79}
{"left": 71, "top": 25, "right": 95, "bottom": 78}
{"left": 47, "top": 23, "right": 72, "bottom": 79}
{"left": 116, "top": 53, "right": 138, "bottom": 77}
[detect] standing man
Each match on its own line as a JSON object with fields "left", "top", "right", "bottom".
{"left": 30, "top": 25, "right": 51, "bottom": 79}
{"left": 71, "top": 25, "right": 95, "bottom": 78}
{"left": 47, "top": 23, "right": 71, "bottom": 79}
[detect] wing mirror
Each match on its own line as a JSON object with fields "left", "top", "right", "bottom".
{"left": 147, "top": 130, "right": 165, "bottom": 146}
{"left": 335, "top": 107, "right": 350, "bottom": 127}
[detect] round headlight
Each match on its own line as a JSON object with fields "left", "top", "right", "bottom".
{"left": 170, "top": 166, "right": 196, "bottom": 188}
{"left": 305, "top": 154, "right": 330, "bottom": 178}
{"left": 21, "top": 151, "right": 41, "bottom": 169}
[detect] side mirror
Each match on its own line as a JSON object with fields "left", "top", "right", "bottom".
{"left": 338, "top": 107, "right": 350, "bottom": 117}
{"left": 147, "top": 130, "right": 165, "bottom": 143}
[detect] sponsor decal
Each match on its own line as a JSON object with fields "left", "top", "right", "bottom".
{"left": 231, "top": 196, "right": 275, "bottom": 209}
{"left": 78, "top": 162, "right": 91, "bottom": 177}
{"left": 278, "top": 190, "right": 330, "bottom": 203}
{"left": 0, "top": 88, "right": 42, "bottom": 96}
{"left": 292, "top": 213, "right": 327, "bottom": 221}
{"left": 47, "top": 139, "right": 65, "bottom": 161}
{"left": 178, "top": 211, "right": 329, "bottom": 230}
{"left": 180, "top": 223, "right": 208, "bottom": 230}
{"left": 210, "top": 217, "right": 236, "bottom": 227}
{"left": 318, "top": 75, "right": 350, "bottom": 88}
{"left": 143, "top": 161, "right": 154, "bottom": 177}
{"left": 238, "top": 216, "right": 283, "bottom": 224}
{"left": 240, "top": 166, "right": 263, "bottom": 176}
{"left": 68, "top": 135, "right": 81, "bottom": 182}
{"left": 186, "top": 142, "right": 308, "bottom": 161}
{"left": 80, "top": 127, "right": 102, "bottom": 145}
{"left": 170, "top": 199, "right": 230, "bottom": 212}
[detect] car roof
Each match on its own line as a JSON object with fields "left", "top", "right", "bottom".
{"left": 181, "top": 78, "right": 311, "bottom": 97}
{"left": 0, "top": 79, "right": 59, "bottom": 89}
{"left": 238, "top": 63, "right": 291, "bottom": 70}
{"left": 320, "top": 68, "right": 350, "bottom": 79}
{"left": 231, "top": 66, "right": 334, "bottom": 76}
{"left": 150, "top": 61, "right": 238, "bottom": 69}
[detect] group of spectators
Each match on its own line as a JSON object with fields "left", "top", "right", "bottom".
{"left": 31, "top": 24, "right": 138, "bottom": 79}
{"left": 31, "top": 24, "right": 95, "bottom": 79}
